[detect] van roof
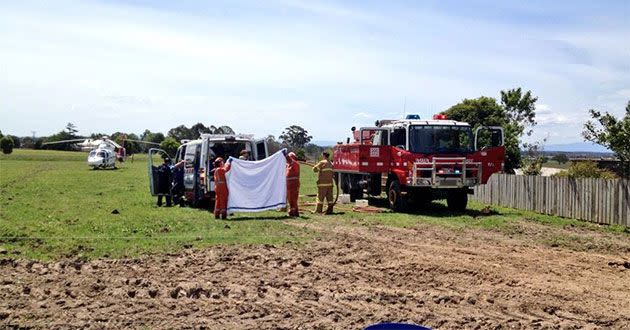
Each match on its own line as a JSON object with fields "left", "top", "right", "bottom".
{"left": 200, "top": 133, "right": 255, "bottom": 140}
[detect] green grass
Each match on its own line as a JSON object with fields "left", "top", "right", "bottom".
{"left": 1, "top": 149, "right": 626, "bottom": 260}
{"left": 542, "top": 160, "right": 572, "bottom": 169}
{"left": 1, "top": 150, "right": 311, "bottom": 260}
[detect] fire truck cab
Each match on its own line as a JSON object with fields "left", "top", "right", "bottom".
{"left": 149, "top": 134, "right": 268, "bottom": 207}
{"left": 333, "top": 114, "right": 504, "bottom": 211}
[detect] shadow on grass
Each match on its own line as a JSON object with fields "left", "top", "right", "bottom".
{"left": 229, "top": 215, "right": 294, "bottom": 221}
{"left": 367, "top": 197, "right": 500, "bottom": 218}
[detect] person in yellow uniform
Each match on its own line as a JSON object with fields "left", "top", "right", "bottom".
{"left": 313, "top": 151, "right": 334, "bottom": 214}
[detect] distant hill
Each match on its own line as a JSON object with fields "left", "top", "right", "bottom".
{"left": 546, "top": 142, "right": 611, "bottom": 153}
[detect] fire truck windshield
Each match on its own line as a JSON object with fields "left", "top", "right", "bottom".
{"left": 409, "top": 125, "right": 474, "bottom": 154}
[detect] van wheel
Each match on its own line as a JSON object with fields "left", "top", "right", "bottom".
{"left": 387, "top": 180, "right": 403, "bottom": 211}
{"left": 446, "top": 189, "right": 468, "bottom": 211}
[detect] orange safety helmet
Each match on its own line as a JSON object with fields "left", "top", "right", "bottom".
{"left": 287, "top": 152, "right": 297, "bottom": 160}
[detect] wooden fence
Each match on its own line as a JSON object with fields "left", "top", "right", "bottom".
{"left": 471, "top": 174, "right": 630, "bottom": 226}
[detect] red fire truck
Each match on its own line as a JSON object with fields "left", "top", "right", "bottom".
{"left": 333, "top": 114, "right": 505, "bottom": 211}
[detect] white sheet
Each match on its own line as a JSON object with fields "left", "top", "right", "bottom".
{"left": 226, "top": 149, "right": 287, "bottom": 212}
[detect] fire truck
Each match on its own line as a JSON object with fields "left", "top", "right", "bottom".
{"left": 333, "top": 114, "right": 505, "bottom": 211}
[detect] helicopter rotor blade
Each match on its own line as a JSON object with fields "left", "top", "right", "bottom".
{"left": 125, "top": 139, "right": 161, "bottom": 145}
{"left": 41, "top": 139, "right": 88, "bottom": 145}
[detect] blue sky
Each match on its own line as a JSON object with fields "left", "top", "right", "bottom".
{"left": 1, "top": 0, "right": 628, "bottom": 145}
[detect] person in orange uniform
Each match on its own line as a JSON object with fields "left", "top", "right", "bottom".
{"left": 213, "top": 157, "right": 231, "bottom": 219}
{"left": 285, "top": 151, "right": 300, "bottom": 217}
{"left": 313, "top": 151, "right": 334, "bottom": 214}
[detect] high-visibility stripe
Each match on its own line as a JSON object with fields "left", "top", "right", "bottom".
{"left": 287, "top": 177, "right": 299, "bottom": 181}
{"left": 320, "top": 168, "right": 333, "bottom": 172}
{"left": 317, "top": 183, "right": 333, "bottom": 187}
{"left": 215, "top": 180, "right": 226, "bottom": 184}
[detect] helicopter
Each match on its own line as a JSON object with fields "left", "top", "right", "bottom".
{"left": 42, "top": 135, "right": 159, "bottom": 169}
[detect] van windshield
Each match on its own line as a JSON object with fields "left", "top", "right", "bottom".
{"left": 409, "top": 125, "right": 474, "bottom": 154}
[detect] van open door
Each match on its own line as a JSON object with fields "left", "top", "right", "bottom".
{"left": 148, "top": 148, "right": 171, "bottom": 196}
{"left": 255, "top": 139, "right": 268, "bottom": 160}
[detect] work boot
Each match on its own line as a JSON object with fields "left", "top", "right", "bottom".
{"left": 221, "top": 212, "right": 227, "bottom": 220}
{"left": 313, "top": 203, "right": 323, "bottom": 214}
{"left": 325, "top": 204, "right": 334, "bottom": 215}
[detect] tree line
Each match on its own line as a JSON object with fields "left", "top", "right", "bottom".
{"left": 0, "top": 122, "right": 324, "bottom": 160}
{"left": 2, "top": 96, "right": 627, "bottom": 178}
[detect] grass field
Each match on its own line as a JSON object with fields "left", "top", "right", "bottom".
{"left": 3, "top": 150, "right": 630, "bottom": 329}
{"left": 0, "top": 149, "right": 626, "bottom": 260}
{"left": 541, "top": 160, "right": 572, "bottom": 169}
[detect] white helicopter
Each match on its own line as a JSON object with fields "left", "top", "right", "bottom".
{"left": 42, "top": 135, "right": 159, "bottom": 169}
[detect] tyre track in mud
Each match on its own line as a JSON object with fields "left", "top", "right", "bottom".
{"left": 1, "top": 221, "right": 629, "bottom": 329}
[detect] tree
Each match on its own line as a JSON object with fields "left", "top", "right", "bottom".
{"left": 304, "top": 143, "right": 324, "bottom": 161}
{"left": 42, "top": 123, "right": 82, "bottom": 151}
{"left": 214, "top": 125, "right": 234, "bottom": 134}
{"left": 6, "top": 135, "right": 20, "bottom": 149}
{"left": 160, "top": 137, "right": 180, "bottom": 157}
{"left": 167, "top": 125, "right": 195, "bottom": 141}
{"left": 500, "top": 88, "right": 538, "bottom": 136}
{"left": 521, "top": 138, "right": 547, "bottom": 176}
{"left": 110, "top": 132, "right": 142, "bottom": 154}
{"left": 582, "top": 101, "right": 630, "bottom": 178}
{"left": 295, "top": 149, "right": 306, "bottom": 161}
{"left": 140, "top": 130, "right": 165, "bottom": 152}
{"left": 90, "top": 133, "right": 107, "bottom": 139}
{"left": 167, "top": 124, "right": 236, "bottom": 141}
{"left": 190, "top": 123, "right": 212, "bottom": 137}
{"left": 265, "top": 135, "right": 282, "bottom": 154}
{"left": 552, "top": 153, "right": 569, "bottom": 164}
{"left": 65, "top": 122, "right": 79, "bottom": 135}
{"left": 443, "top": 88, "right": 538, "bottom": 173}
{"left": 1, "top": 136, "right": 14, "bottom": 154}
{"left": 279, "top": 125, "right": 313, "bottom": 149}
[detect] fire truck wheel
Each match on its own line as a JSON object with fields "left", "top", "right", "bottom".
{"left": 387, "top": 180, "right": 404, "bottom": 211}
{"left": 446, "top": 189, "right": 468, "bottom": 211}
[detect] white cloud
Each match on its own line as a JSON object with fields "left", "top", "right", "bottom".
{"left": 0, "top": 0, "right": 628, "bottom": 144}
{"left": 353, "top": 112, "right": 372, "bottom": 118}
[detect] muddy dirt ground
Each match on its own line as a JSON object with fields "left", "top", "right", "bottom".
{"left": 2, "top": 221, "right": 629, "bottom": 329}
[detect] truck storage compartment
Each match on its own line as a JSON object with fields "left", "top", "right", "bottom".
{"left": 333, "top": 145, "right": 390, "bottom": 173}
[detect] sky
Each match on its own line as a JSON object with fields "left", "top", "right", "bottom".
{"left": 1, "top": 0, "right": 629, "bottom": 146}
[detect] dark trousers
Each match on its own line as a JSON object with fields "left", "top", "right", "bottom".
{"left": 157, "top": 194, "right": 172, "bottom": 207}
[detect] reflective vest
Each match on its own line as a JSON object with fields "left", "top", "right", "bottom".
{"left": 286, "top": 160, "right": 300, "bottom": 183}
{"left": 313, "top": 159, "right": 333, "bottom": 187}
{"left": 213, "top": 164, "right": 230, "bottom": 185}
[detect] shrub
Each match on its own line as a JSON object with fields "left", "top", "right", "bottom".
{"left": 553, "top": 161, "right": 617, "bottom": 179}
{"left": 522, "top": 156, "right": 543, "bottom": 176}
{"left": 295, "top": 149, "right": 306, "bottom": 161}
{"left": 0, "top": 136, "right": 14, "bottom": 154}
{"left": 552, "top": 153, "right": 569, "bottom": 164}
{"left": 159, "top": 137, "right": 180, "bottom": 158}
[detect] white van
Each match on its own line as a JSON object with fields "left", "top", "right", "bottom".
{"left": 149, "top": 134, "right": 268, "bottom": 207}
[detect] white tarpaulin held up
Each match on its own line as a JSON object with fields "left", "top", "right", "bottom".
{"left": 226, "top": 149, "right": 287, "bottom": 212}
